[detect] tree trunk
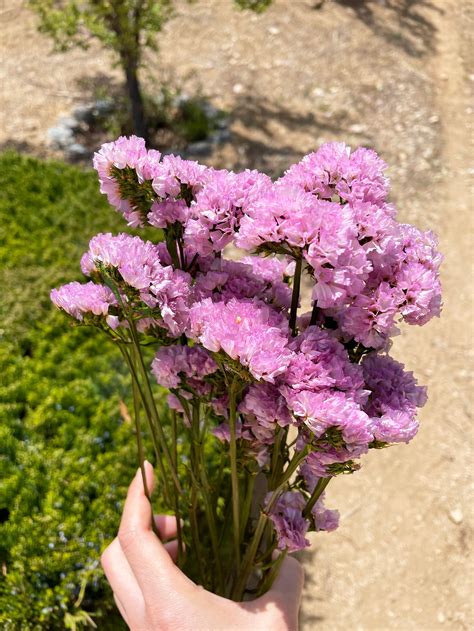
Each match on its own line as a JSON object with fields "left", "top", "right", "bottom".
{"left": 124, "top": 61, "right": 148, "bottom": 142}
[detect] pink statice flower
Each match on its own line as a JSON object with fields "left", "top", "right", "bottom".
{"left": 236, "top": 185, "right": 322, "bottom": 251}
{"left": 152, "top": 154, "right": 208, "bottom": 200}
{"left": 184, "top": 169, "right": 271, "bottom": 256}
{"left": 284, "top": 326, "right": 367, "bottom": 403}
{"left": 151, "top": 345, "right": 217, "bottom": 392}
{"left": 303, "top": 203, "right": 371, "bottom": 308}
{"left": 155, "top": 241, "right": 214, "bottom": 276}
{"left": 279, "top": 142, "right": 389, "bottom": 205}
{"left": 211, "top": 421, "right": 244, "bottom": 443}
{"left": 148, "top": 199, "right": 190, "bottom": 229}
{"left": 193, "top": 257, "right": 292, "bottom": 310}
{"left": 93, "top": 135, "right": 148, "bottom": 226}
{"left": 283, "top": 388, "right": 372, "bottom": 450}
{"left": 395, "top": 224, "right": 443, "bottom": 325}
{"left": 362, "top": 353, "right": 427, "bottom": 443}
{"left": 300, "top": 447, "right": 364, "bottom": 478}
{"left": 50, "top": 281, "right": 117, "bottom": 324}
{"left": 81, "top": 233, "right": 192, "bottom": 336}
{"left": 240, "top": 382, "right": 292, "bottom": 432}
{"left": 237, "top": 185, "right": 371, "bottom": 308}
{"left": 188, "top": 297, "right": 293, "bottom": 383}
{"left": 266, "top": 491, "right": 310, "bottom": 552}
{"left": 336, "top": 282, "right": 401, "bottom": 350}
{"left": 80, "top": 232, "right": 160, "bottom": 287}
{"left": 312, "top": 495, "right": 340, "bottom": 532}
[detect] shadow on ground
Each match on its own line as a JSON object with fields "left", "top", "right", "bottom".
{"left": 314, "top": 0, "right": 443, "bottom": 57}
{"left": 227, "top": 95, "right": 366, "bottom": 177}
{"left": 297, "top": 547, "right": 326, "bottom": 627}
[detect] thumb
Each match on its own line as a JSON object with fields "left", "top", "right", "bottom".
{"left": 269, "top": 553, "right": 305, "bottom": 601}
{"left": 246, "top": 554, "right": 304, "bottom": 628}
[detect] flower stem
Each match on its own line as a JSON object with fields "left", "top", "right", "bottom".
{"left": 289, "top": 257, "right": 303, "bottom": 336}
{"left": 232, "top": 446, "right": 309, "bottom": 600}
{"left": 118, "top": 342, "right": 172, "bottom": 507}
{"left": 240, "top": 472, "right": 256, "bottom": 544}
{"left": 128, "top": 320, "right": 182, "bottom": 494}
{"left": 229, "top": 377, "right": 241, "bottom": 572}
{"left": 192, "top": 402, "right": 224, "bottom": 593}
{"left": 256, "top": 550, "right": 287, "bottom": 597}
{"left": 130, "top": 356, "right": 161, "bottom": 538}
{"left": 309, "top": 300, "right": 320, "bottom": 327}
{"left": 303, "top": 477, "right": 331, "bottom": 518}
{"left": 170, "top": 410, "right": 184, "bottom": 565}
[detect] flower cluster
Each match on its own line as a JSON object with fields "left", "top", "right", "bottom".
{"left": 52, "top": 136, "right": 441, "bottom": 575}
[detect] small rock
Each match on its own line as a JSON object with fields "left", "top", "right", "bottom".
{"left": 47, "top": 125, "right": 75, "bottom": 149}
{"left": 67, "top": 143, "right": 90, "bottom": 159}
{"left": 437, "top": 612, "right": 446, "bottom": 623}
{"left": 212, "top": 129, "right": 231, "bottom": 144}
{"left": 57, "top": 116, "right": 78, "bottom": 130}
{"left": 216, "top": 116, "right": 229, "bottom": 130}
{"left": 201, "top": 102, "right": 220, "bottom": 120}
{"left": 349, "top": 123, "right": 367, "bottom": 134}
{"left": 72, "top": 104, "right": 95, "bottom": 125}
{"left": 268, "top": 26, "right": 280, "bottom": 35}
{"left": 176, "top": 93, "right": 190, "bottom": 107}
{"left": 233, "top": 83, "right": 244, "bottom": 95}
{"left": 428, "top": 115, "right": 439, "bottom": 124}
{"left": 94, "top": 99, "right": 115, "bottom": 116}
{"left": 448, "top": 508, "right": 463, "bottom": 525}
{"left": 186, "top": 141, "right": 213, "bottom": 157}
{"left": 312, "top": 87, "right": 326, "bottom": 98}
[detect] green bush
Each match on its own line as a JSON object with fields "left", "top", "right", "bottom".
{"left": 0, "top": 152, "right": 159, "bottom": 629}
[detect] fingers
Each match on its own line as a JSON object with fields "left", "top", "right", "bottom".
{"left": 164, "top": 539, "right": 179, "bottom": 563}
{"left": 118, "top": 462, "right": 189, "bottom": 598}
{"left": 247, "top": 554, "right": 304, "bottom": 628}
{"left": 114, "top": 593, "right": 130, "bottom": 627}
{"left": 270, "top": 554, "right": 304, "bottom": 599}
{"left": 154, "top": 514, "right": 178, "bottom": 541}
{"left": 101, "top": 537, "right": 144, "bottom": 615}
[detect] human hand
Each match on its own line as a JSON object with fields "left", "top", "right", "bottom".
{"left": 101, "top": 461, "right": 304, "bottom": 630}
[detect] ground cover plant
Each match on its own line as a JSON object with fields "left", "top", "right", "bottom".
{"left": 51, "top": 136, "right": 442, "bottom": 603}
{"left": 0, "top": 152, "right": 159, "bottom": 629}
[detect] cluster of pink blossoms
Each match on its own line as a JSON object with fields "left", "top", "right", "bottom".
{"left": 52, "top": 136, "right": 442, "bottom": 554}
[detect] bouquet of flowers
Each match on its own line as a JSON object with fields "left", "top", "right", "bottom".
{"left": 51, "top": 136, "right": 442, "bottom": 600}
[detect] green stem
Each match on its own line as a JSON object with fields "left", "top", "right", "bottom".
{"left": 228, "top": 378, "right": 241, "bottom": 571}
{"left": 302, "top": 477, "right": 331, "bottom": 519}
{"left": 232, "top": 446, "right": 309, "bottom": 600}
{"left": 256, "top": 550, "right": 287, "bottom": 597}
{"left": 190, "top": 484, "right": 206, "bottom": 584}
{"left": 118, "top": 343, "right": 172, "bottom": 506}
{"left": 170, "top": 410, "right": 184, "bottom": 565}
{"left": 289, "top": 257, "right": 303, "bottom": 336}
{"left": 128, "top": 320, "right": 182, "bottom": 494}
{"left": 192, "top": 402, "right": 224, "bottom": 593}
{"left": 309, "top": 300, "right": 320, "bottom": 327}
{"left": 130, "top": 362, "right": 160, "bottom": 538}
{"left": 240, "top": 472, "right": 256, "bottom": 544}
{"left": 165, "top": 229, "right": 180, "bottom": 269}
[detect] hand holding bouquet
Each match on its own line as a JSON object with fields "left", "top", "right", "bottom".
{"left": 51, "top": 137, "right": 442, "bottom": 600}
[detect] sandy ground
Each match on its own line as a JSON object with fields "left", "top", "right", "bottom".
{"left": 1, "top": 0, "right": 473, "bottom": 629}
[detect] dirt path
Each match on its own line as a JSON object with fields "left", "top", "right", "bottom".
{"left": 299, "top": 2, "right": 473, "bottom": 629}
{"left": 1, "top": 1, "right": 472, "bottom": 629}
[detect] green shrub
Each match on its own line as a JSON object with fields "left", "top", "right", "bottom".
{"left": 0, "top": 152, "right": 160, "bottom": 629}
